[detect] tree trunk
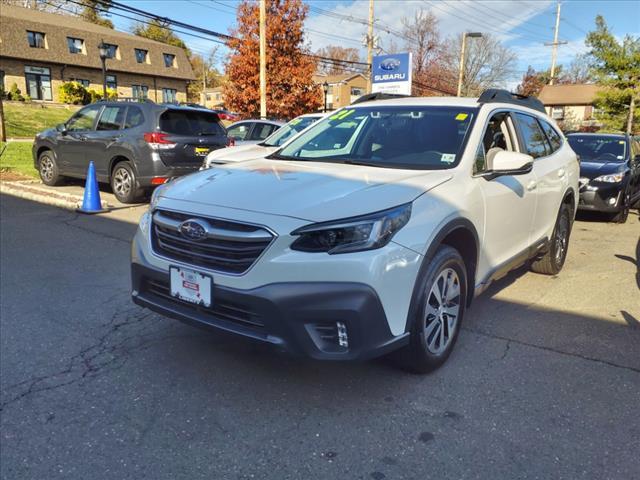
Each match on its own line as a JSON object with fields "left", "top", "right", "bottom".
{"left": 627, "top": 93, "right": 635, "bottom": 135}
{"left": 0, "top": 95, "right": 6, "bottom": 143}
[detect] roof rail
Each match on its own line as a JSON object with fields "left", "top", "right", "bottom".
{"left": 351, "top": 92, "right": 410, "bottom": 105}
{"left": 478, "top": 89, "right": 546, "bottom": 114}
{"left": 98, "top": 97, "right": 155, "bottom": 103}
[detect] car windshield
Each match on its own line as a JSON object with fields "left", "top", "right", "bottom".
{"left": 262, "top": 116, "right": 320, "bottom": 147}
{"left": 276, "top": 106, "right": 476, "bottom": 169}
{"left": 160, "top": 109, "right": 225, "bottom": 136}
{"left": 568, "top": 135, "right": 626, "bottom": 162}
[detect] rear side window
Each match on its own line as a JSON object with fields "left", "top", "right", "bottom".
{"left": 539, "top": 120, "right": 563, "bottom": 153}
{"left": 96, "top": 106, "right": 126, "bottom": 131}
{"left": 124, "top": 106, "right": 145, "bottom": 129}
{"left": 160, "top": 109, "right": 224, "bottom": 136}
{"left": 514, "top": 113, "right": 550, "bottom": 159}
{"left": 250, "top": 123, "right": 278, "bottom": 141}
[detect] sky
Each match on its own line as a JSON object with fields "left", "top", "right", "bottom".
{"left": 112, "top": 0, "right": 640, "bottom": 89}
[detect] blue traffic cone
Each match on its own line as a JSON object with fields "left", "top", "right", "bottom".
{"left": 77, "top": 161, "right": 108, "bottom": 214}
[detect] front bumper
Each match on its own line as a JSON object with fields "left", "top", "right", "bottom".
{"left": 578, "top": 182, "right": 624, "bottom": 212}
{"left": 131, "top": 263, "right": 408, "bottom": 360}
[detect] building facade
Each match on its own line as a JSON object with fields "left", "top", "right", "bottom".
{"left": 313, "top": 73, "right": 368, "bottom": 110}
{"left": 538, "top": 84, "right": 603, "bottom": 131}
{"left": 0, "top": 4, "right": 195, "bottom": 103}
{"left": 201, "top": 86, "right": 225, "bottom": 109}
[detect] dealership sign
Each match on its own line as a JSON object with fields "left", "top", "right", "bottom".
{"left": 371, "top": 53, "right": 412, "bottom": 95}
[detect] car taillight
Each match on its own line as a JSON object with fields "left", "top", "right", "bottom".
{"left": 227, "top": 137, "right": 235, "bottom": 147}
{"left": 144, "top": 132, "right": 176, "bottom": 149}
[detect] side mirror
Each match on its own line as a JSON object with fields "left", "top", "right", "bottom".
{"left": 482, "top": 151, "right": 533, "bottom": 180}
{"left": 55, "top": 123, "right": 67, "bottom": 134}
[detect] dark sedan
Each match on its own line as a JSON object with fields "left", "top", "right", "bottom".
{"left": 568, "top": 133, "right": 640, "bottom": 223}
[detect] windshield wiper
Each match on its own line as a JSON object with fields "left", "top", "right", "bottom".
{"left": 266, "top": 153, "right": 298, "bottom": 161}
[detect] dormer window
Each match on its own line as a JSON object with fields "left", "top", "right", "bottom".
{"left": 27, "top": 31, "right": 45, "bottom": 48}
{"left": 103, "top": 43, "right": 118, "bottom": 59}
{"left": 67, "top": 37, "right": 85, "bottom": 54}
{"left": 163, "top": 53, "right": 176, "bottom": 68}
{"left": 135, "top": 48, "right": 149, "bottom": 64}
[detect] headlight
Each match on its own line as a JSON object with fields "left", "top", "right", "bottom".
{"left": 290, "top": 203, "right": 412, "bottom": 254}
{"left": 138, "top": 211, "right": 150, "bottom": 235}
{"left": 593, "top": 173, "right": 624, "bottom": 183}
{"left": 150, "top": 182, "right": 169, "bottom": 210}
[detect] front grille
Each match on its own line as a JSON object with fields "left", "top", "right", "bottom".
{"left": 151, "top": 209, "right": 274, "bottom": 274}
{"left": 144, "top": 278, "right": 264, "bottom": 329}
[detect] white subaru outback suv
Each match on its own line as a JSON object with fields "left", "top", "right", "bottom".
{"left": 131, "top": 89, "right": 579, "bottom": 372}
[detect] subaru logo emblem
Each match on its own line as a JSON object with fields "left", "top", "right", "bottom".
{"left": 179, "top": 219, "right": 207, "bottom": 241}
{"left": 379, "top": 58, "right": 401, "bottom": 71}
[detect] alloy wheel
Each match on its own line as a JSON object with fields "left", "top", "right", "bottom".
{"left": 424, "top": 267, "right": 461, "bottom": 355}
{"left": 40, "top": 156, "right": 54, "bottom": 182}
{"left": 113, "top": 167, "right": 132, "bottom": 198}
{"left": 554, "top": 214, "right": 569, "bottom": 265}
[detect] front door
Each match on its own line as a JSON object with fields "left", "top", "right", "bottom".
{"left": 89, "top": 105, "right": 127, "bottom": 180}
{"left": 57, "top": 104, "right": 102, "bottom": 176}
{"left": 474, "top": 111, "right": 538, "bottom": 271}
{"left": 25, "top": 66, "right": 52, "bottom": 101}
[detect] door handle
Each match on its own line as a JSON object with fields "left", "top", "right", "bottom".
{"left": 526, "top": 181, "right": 537, "bottom": 191}
{"left": 557, "top": 168, "right": 566, "bottom": 177}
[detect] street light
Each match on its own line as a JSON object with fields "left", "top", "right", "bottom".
{"left": 457, "top": 32, "right": 482, "bottom": 97}
{"left": 322, "top": 81, "right": 329, "bottom": 112}
{"left": 98, "top": 41, "right": 109, "bottom": 99}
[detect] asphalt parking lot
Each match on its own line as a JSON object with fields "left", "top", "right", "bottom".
{"left": 1, "top": 194, "right": 638, "bottom": 480}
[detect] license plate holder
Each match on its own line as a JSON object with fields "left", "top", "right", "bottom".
{"left": 169, "top": 266, "right": 212, "bottom": 307}
{"left": 194, "top": 147, "right": 210, "bottom": 156}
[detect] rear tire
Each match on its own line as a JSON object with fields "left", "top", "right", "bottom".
{"left": 396, "top": 245, "right": 467, "bottom": 374}
{"left": 110, "top": 161, "right": 142, "bottom": 204}
{"left": 531, "top": 204, "right": 572, "bottom": 275}
{"left": 38, "top": 150, "right": 64, "bottom": 186}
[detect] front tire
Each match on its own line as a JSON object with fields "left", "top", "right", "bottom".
{"left": 398, "top": 245, "right": 467, "bottom": 374}
{"left": 110, "top": 162, "right": 142, "bottom": 204}
{"left": 531, "top": 204, "right": 572, "bottom": 275}
{"left": 38, "top": 150, "right": 64, "bottom": 186}
{"left": 611, "top": 191, "right": 630, "bottom": 224}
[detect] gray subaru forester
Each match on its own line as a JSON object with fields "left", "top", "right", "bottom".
{"left": 33, "top": 99, "right": 229, "bottom": 203}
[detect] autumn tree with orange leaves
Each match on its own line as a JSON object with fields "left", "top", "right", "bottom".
{"left": 224, "top": 0, "right": 322, "bottom": 119}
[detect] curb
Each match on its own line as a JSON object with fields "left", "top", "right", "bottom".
{"left": 0, "top": 181, "right": 110, "bottom": 211}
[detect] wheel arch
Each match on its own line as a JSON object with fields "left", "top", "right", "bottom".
{"left": 563, "top": 187, "right": 576, "bottom": 218}
{"left": 109, "top": 155, "right": 136, "bottom": 180}
{"left": 404, "top": 218, "right": 480, "bottom": 333}
{"left": 36, "top": 145, "right": 55, "bottom": 164}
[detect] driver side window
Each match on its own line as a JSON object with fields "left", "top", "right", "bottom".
{"left": 474, "top": 112, "right": 518, "bottom": 174}
{"left": 66, "top": 105, "right": 102, "bottom": 132}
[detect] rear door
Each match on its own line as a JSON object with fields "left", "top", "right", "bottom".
{"left": 513, "top": 112, "right": 565, "bottom": 244}
{"left": 226, "top": 121, "right": 254, "bottom": 145}
{"left": 57, "top": 104, "right": 103, "bottom": 176}
{"left": 157, "top": 109, "right": 228, "bottom": 167}
{"left": 248, "top": 122, "right": 280, "bottom": 143}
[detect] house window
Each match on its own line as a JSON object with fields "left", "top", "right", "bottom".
{"left": 132, "top": 84, "right": 148, "bottom": 100}
{"left": 162, "top": 88, "right": 177, "bottom": 103}
{"left": 27, "top": 31, "right": 45, "bottom": 48}
{"left": 206, "top": 94, "right": 212, "bottom": 101}
{"left": 135, "top": 48, "right": 148, "bottom": 64}
{"left": 106, "top": 74, "right": 117, "bottom": 90}
{"left": 163, "top": 53, "right": 176, "bottom": 68}
{"left": 103, "top": 43, "right": 118, "bottom": 59}
{"left": 71, "top": 78, "right": 90, "bottom": 88}
{"left": 350, "top": 87, "right": 364, "bottom": 96}
{"left": 551, "top": 106, "right": 564, "bottom": 120}
{"left": 67, "top": 37, "right": 85, "bottom": 54}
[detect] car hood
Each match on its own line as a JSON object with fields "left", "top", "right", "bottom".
{"left": 205, "top": 144, "right": 276, "bottom": 164}
{"left": 162, "top": 159, "right": 453, "bottom": 222}
{"left": 580, "top": 161, "right": 626, "bottom": 180}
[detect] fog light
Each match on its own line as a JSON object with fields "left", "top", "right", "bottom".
{"left": 336, "top": 322, "right": 349, "bottom": 347}
{"left": 608, "top": 197, "right": 616, "bottom": 205}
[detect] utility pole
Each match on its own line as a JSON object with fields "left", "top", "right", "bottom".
{"left": 366, "top": 0, "right": 374, "bottom": 93}
{"left": 546, "top": 1, "right": 567, "bottom": 85}
{"left": 259, "top": 0, "right": 267, "bottom": 119}
{"left": 457, "top": 32, "right": 482, "bottom": 97}
{"left": 202, "top": 61, "right": 206, "bottom": 105}
{"left": 0, "top": 95, "right": 6, "bottom": 143}
{"left": 627, "top": 94, "right": 635, "bottom": 134}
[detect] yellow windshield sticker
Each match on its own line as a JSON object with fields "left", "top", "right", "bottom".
{"left": 619, "top": 140, "right": 625, "bottom": 144}
{"left": 330, "top": 109, "right": 354, "bottom": 121}
{"left": 289, "top": 118, "right": 302, "bottom": 125}
{"left": 455, "top": 113, "right": 469, "bottom": 121}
